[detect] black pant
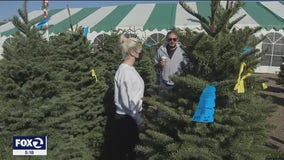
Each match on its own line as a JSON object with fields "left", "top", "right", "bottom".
{"left": 106, "top": 114, "right": 139, "bottom": 160}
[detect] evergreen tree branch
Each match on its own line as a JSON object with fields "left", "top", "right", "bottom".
{"left": 179, "top": 1, "right": 209, "bottom": 26}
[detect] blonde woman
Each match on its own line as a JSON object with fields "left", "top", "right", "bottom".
{"left": 109, "top": 35, "right": 144, "bottom": 160}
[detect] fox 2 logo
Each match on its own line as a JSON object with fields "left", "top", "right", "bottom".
{"left": 13, "top": 136, "right": 46, "bottom": 150}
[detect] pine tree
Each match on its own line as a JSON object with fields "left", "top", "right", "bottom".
{"left": 0, "top": 2, "right": 106, "bottom": 159}
{"left": 39, "top": 28, "right": 108, "bottom": 159}
{"left": 137, "top": 1, "right": 283, "bottom": 159}
{"left": 277, "top": 57, "right": 284, "bottom": 85}
{"left": 0, "top": 1, "right": 157, "bottom": 159}
{"left": 0, "top": 1, "right": 57, "bottom": 159}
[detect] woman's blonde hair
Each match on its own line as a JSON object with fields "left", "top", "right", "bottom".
{"left": 119, "top": 35, "right": 142, "bottom": 59}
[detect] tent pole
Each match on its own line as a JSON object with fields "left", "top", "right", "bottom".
{"left": 46, "top": 22, "right": 50, "bottom": 41}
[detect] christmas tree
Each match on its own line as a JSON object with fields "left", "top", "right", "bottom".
{"left": 42, "top": 29, "right": 110, "bottom": 159}
{"left": 137, "top": 1, "right": 283, "bottom": 159}
{"left": 0, "top": 2, "right": 55, "bottom": 158}
{"left": 0, "top": 4, "right": 157, "bottom": 157}
{"left": 0, "top": 2, "right": 108, "bottom": 159}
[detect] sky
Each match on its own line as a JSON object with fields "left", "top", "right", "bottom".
{"left": 0, "top": 1, "right": 173, "bottom": 21}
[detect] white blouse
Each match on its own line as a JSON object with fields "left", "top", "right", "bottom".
{"left": 114, "top": 63, "right": 145, "bottom": 124}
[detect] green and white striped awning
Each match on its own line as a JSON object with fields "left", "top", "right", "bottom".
{"left": 1, "top": 1, "right": 284, "bottom": 37}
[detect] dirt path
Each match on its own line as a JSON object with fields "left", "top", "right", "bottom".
{"left": 257, "top": 73, "right": 284, "bottom": 151}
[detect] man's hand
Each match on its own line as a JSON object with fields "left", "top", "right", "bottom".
{"left": 160, "top": 56, "right": 167, "bottom": 67}
{"left": 160, "top": 60, "right": 167, "bottom": 67}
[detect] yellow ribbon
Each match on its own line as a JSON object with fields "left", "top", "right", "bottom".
{"left": 90, "top": 69, "right": 98, "bottom": 82}
{"left": 234, "top": 62, "right": 253, "bottom": 93}
{"left": 262, "top": 82, "right": 268, "bottom": 89}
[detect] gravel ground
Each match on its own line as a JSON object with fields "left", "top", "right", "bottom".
{"left": 257, "top": 73, "right": 284, "bottom": 151}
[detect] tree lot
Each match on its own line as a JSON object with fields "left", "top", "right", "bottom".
{"left": 0, "top": 1, "right": 283, "bottom": 159}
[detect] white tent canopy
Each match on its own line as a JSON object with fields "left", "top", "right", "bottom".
{"left": 0, "top": 1, "right": 283, "bottom": 73}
